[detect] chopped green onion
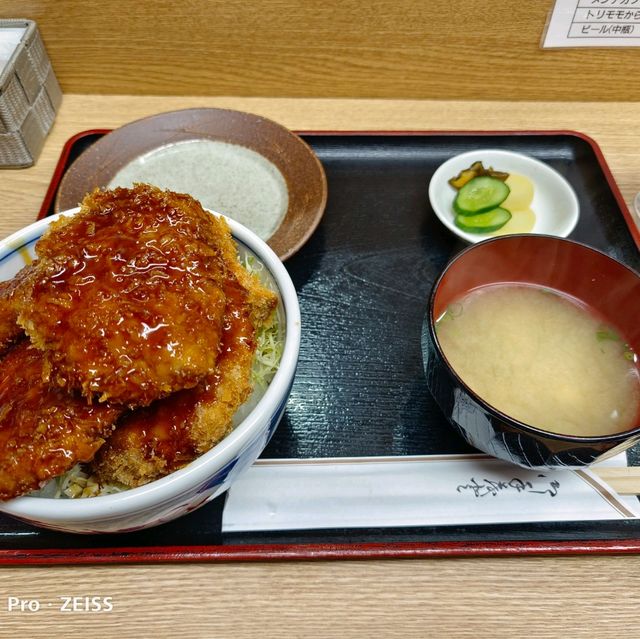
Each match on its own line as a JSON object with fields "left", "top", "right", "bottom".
{"left": 596, "top": 328, "right": 621, "bottom": 343}
{"left": 448, "top": 302, "right": 463, "bottom": 318}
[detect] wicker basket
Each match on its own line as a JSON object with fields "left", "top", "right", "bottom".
{"left": 0, "top": 19, "right": 62, "bottom": 168}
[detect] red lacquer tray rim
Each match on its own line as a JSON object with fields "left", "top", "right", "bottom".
{"left": 5, "top": 538, "right": 640, "bottom": 566}
{"left": 16, "top": 127, "right": 638, "bottom": 566}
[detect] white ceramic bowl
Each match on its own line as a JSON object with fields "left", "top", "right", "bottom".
{"left": 428, "top": 149, "right": 580, "bottom": 244}
{"left": 0, "top": 209, "right": 301, "bottom": 533}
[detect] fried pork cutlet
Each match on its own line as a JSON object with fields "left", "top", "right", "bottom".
{"left": 13, "top": 185, "right": 233, "bottom": 407}
{"left": 0, "top": 265, "right": 35, "bottom": 356}
{"left": 92, "top": 261, "right": 278, "bottom": 487}
{"left": 0, "top": 281, "right": 21, "bottom": 355}
{"left": 0, "top": 340, "right": 122, "bottom": 500}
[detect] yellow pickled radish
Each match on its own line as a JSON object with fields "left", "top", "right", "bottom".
{"left": 491, "top": 208, "right": 536, "bottom": 236}
{"left": 501, "top": 173, "right": 534, "bottom": 211}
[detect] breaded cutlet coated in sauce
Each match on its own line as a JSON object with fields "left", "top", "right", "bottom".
{"left": 0, "top": 341, "right": 122, "bottom": 500}
{"left": 93, "top": 276, "right": 256, "bottom": 483}
{"left": 15, "top": 186, "right": 231, "bottom": 407}
{"left": 0, "top": 185, "right": 278, "bottom": 494}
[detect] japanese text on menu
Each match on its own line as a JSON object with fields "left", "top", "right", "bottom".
{"left": 544, "top": 0, "right": 640, "bottom": 47}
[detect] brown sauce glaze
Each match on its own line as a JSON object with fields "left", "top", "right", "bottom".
{"left": 104, "top": 273, "right": 256, "bottom": 473}
{"left": 16, "top": 186, "right": 232, "bottom": 406}
{"left": 0, "top": 340, "right": 122, "bottom": 500}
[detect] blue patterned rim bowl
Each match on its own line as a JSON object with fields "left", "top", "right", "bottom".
{"left": 421, "top": 234, "right": 640, "bottom": 469}
{"left": 0, "top": 208, "right": 301, "bottom": 533}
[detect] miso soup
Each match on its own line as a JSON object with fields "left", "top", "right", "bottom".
{"left": 435, "top": 284, "right": 640, "bottom": 436}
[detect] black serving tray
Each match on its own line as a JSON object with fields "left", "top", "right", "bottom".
{"left": 2, "top": 130, "right": 640, "bottom": 564}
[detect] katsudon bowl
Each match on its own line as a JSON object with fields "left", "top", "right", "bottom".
{"left": 0, "top": 208, "right": 301, "bottom": 533}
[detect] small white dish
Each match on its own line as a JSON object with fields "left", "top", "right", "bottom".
{"left": 428, "top": 149, "right": 580, "bottom": 244}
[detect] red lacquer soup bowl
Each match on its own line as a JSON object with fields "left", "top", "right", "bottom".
{"left": 421, "top": 234, "right": 640, "bottom": 468}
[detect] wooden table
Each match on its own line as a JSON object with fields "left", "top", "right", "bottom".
{"left": 1, "top": 96, "right": 640, "bottom": 638}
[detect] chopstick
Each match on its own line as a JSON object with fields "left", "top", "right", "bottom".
{"left": 593, "top": 467, "right": 640, "bottom": 495}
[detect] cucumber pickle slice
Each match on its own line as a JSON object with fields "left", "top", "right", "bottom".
{"left": 454, "top": 207, "right": 512, "bottom": 234}
{"left": 453, "top": 176, "right": 510, "bottom": 216}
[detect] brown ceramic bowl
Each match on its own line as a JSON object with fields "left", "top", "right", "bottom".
{"left": 55, "top": 108, "right": 327, "bottom": 261}
{"left": 422, "top": 235, "right": 640, "bottom": 468}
